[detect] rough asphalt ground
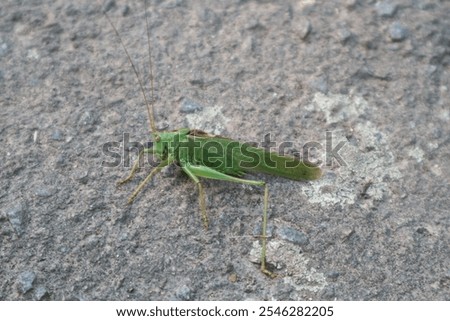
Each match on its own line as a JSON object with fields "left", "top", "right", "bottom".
{"left": 1, "top": 0, "right": 449, "bottom": 300}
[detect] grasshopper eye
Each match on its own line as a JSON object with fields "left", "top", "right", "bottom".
{"left": 154, "top": 135, "right": 161, "bottom": 142}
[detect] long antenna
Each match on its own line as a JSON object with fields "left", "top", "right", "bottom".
{"left": 144, "top": 0, "right": 155, "bottom": 126}
{"left": 103, "top": 6, "right": 157, "bottom": 134}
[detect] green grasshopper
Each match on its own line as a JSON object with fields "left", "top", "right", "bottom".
{"left": 104, "top": 1, "right": 321, "bottom": 277}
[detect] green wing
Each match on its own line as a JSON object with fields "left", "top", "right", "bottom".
{"left": 187, "top": 130, "right": 321, "bottom": 181}
{"left": 238, "top": 143, "right": 322, "bottom": 181}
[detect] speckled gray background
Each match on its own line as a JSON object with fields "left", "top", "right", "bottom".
{"left": 1, "top": 0, "right": 449, "bottom": 300}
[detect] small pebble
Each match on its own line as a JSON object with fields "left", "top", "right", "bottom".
{"left": 33, "top": 130, "right": 39, "bottom": 143}
{"left": 103, "top": 0, "right": 116, "bottom": 13}
{"left": 298, "top": 20, "right": 312, "bottom": 40}
{"left": 51, "top": 129, "right": 63, "bottom": 141}
{"left": 18, "top": 271, "right": 36, "bottom": 294}
{"left": 0, "top": 42, "right": 9, "bottom": 57}
{"left": 6, "top": 203, "right": 27, "bottom": 236}
{"left": 341, "top": 227, "right": 355, "bottom": 240}
{"left": 310, "top": 76, "right": 328, "bottom": 94}
{"left": 345, "top": 0, "right": 359, "bottom": 9}
{"left": 337, "top": 28, "right": 353, "bottom": 44}
{"left": 77, "top": 111, "right": 97, "bottom": 132}
{"left": 228, "top": 273, "right": 238, "bottom": 283}
{"left": 73, "top": 170, "right": 89, "bottom": 184}
{"left": 327, "top": 271, "right": 340, "bottom": 280}
{"left": 278, "top": 226, "right": 309, "bottom": 246}
{"left": 376, "top": 1, "right": 398, "bottom": 18}
{"left": 416, "top": 227, "right": 431, "bottom": 236}
{"left": 34, "top": 285, "right": 49, "bottom": 300}
{"left": 35, "top": 187, "right": 53, "bottom": 198}
{"left": 175, "top": 285, "right": 193, "bottom": 300}
{"left": 180, "top": 98, "right": 203, "bottom": 113}
{"left": 121, "top": 5, "right": 130, "bottom": 16}
{"left": 55, "top": 153, "right": 66, "bottom": 168}
{"left": 389, "top": 22, "right": 408, "bottom": 42}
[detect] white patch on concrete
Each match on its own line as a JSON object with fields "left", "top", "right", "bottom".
{"left": 408, "top": 146, "right": 425, "bottom": 163}
{"left": 185, "top": 105, "right": 229, "bottom": 135}
{"left": 294, "top": 0, "right": 317, "bottom": 9}
{"left": 27, "top": 48, "right": 40, "bottom": 60}
{"left": 430, "top": 164, "right": 442, "bottom": 177}
{"left": 250, "top": 240, "right": 327, "bottom": 297}
{"left": 438, "top": 108, "right": 449, "bottom": 121}
{"left": 302, "top": 92, "right": 402, "bottom": 207}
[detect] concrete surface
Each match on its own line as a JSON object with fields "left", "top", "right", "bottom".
{"left": 1, "top": 0, "right": 449, "bottom": 300}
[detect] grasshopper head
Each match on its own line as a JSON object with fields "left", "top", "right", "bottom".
{"left": 151, "top": 129, "right": 190, "bottom": 160}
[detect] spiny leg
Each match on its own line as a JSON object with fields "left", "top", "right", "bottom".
{"left": 127, "top": 158, "right": 170, "bottom": 204}
{"left": 118, "top": 148, "right": 153, "bottom": 185}
{"left": 182, "top": 163, "right": 275, "bottom": 277}
{"left": 197, "top": 181, "right": 209, "bottom": 229}
{"left": 181, "top": 165, "right": 209, "bottom": 229}
{"left": 260, "top": 184, "right": 275, "bottom": 277}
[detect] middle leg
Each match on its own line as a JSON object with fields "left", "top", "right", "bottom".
{"left": 181, "top": 162, "right": 275, "bottom": 277}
